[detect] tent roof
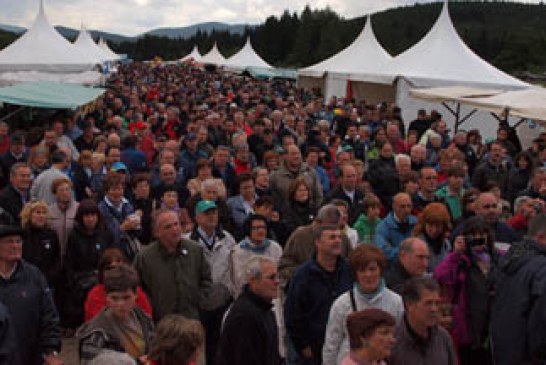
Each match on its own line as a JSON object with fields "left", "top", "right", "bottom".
{"left": 299, "top": 16, "right": 392, "bottom": 78}
{"left": 180, "top": 46, "right": 202, "bottom": 62}
{"left": 409, "top": 86, "right": 504, "bottom": 103}
{"left": 0, "top": 81, "right": 105, "bottom": 109}
{"left": 98, "top": 37, "right": 122, "bottom": 61}
{"left": 379, "top": 2, "right": 527, "bottom": 89}
{"left": 200, "top": 43, "right": 226, "bottom": 65}
{"left": 0, "top": 0, "right": 96, "bottom": 72}
{"left": 73, "top": 25, "right": 112, "bottom": 63}
{"left": 224, "top": 38, "right": 272, "bottom": 69}
{"left": 457, "top": 87, "right": 546, "bottom": 122}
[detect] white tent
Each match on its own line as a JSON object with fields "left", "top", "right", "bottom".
{"left": 73, "top": 25, "right": 111, "bottom": 63}
{"left": 378, "top": 2, "right": 527, "bottom": 89}
{"left": 298, "top": 16, "right": 394, "bottom": 103}
{"left": 98, "top": 37, "right": 122, "bottom": 61}
{"left": 0, "top": 0, "right": 97, "bottom": 73}
{"left": 200, "top": 43, "right": 226, "bottom": 65}
{"left": 180, "top": 45, "right": 202, "bottom": 62}
{"left": 383, "top": 1, "right": 529, "bottom": 136}
{"left": 224, "top": 37, "right": 272, "bottom": 71}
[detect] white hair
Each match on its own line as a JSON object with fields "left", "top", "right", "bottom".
{"left": 395, "top": 154, "right": 411, "bottom": 166}
{"left": 242, "top": 255, "right": 276, "bottom": 283}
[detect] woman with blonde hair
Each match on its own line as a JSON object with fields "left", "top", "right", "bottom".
{"left": 412, "top": 202, "right": 452, "bottom": 270}
{"left": 21, "top": 200, "right": 61, "bottom": 287}
{"left": 147, "top": 314, "right": 204, "bottom": 365}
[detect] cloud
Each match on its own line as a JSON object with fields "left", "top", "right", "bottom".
{"left": 0, "top": 0, "right": 540, "bottom": 36}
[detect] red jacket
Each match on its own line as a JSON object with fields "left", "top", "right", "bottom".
{"left": 84, "top": 284, "right": 153, "bottom": 322}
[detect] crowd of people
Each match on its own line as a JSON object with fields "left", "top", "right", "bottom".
{"left": 0, "top": 61, "right": 545, "bottom": 365}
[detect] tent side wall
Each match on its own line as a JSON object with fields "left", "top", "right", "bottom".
{"left": 351, "top": 81, "right": 396, "bottom": 105}
{"left": 297, "top": 75, "right": 325, "bottom": 92}
{"left": 324, "top": 74, "right": 347, "bottom": 101}
{"left": 396, "top": 77, "right": 512, "bottom": 139}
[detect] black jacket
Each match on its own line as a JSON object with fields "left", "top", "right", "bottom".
{"left": 507, "top": 168, "right": 532, "bottom": 202}
{"left": 367, "top": 157, "right": 399, "bottom": 208}
{"left": 385, "top": 259, "right": 412, "bottom": 294}
{"left": 0, "top": 185, "right": 25, "bottom": 225}
{"left": 22, "top": 227, "right": 61, "bottom": 288}
{"left": 219, "top": 285, "right": 280, "bottom": 365}
{"left": 327, "top": 186, "right": 365, "bottom": 225}
{"left": 492, "top": 239, "right": 546, "bottom": 365}
{"left": 0, "top": 260, "right": 61, "bottom": 365}
{"left": 0, "top": 302, "right": 15, "bottom": 365}
{"left": 471, "top": 160, "right": 509, "bottom": 197}
{"left": 0, "top": 151, "right": 27, "bottom": 188}
{"left": 281, "top": 201, "right": 317, "bottom": 244}
{"left": 65, "top": 225, "right": 114, "bottom": 278}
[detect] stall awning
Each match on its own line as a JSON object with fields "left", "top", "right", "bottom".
{"left": 0, "top": 81, "right": 105, "bottom": 109}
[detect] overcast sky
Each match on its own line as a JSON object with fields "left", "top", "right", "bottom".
{"left": 0, "top": 0, "right": 541, "bottom": 36}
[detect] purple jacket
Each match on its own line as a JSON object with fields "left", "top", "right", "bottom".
{"left": 433, "top": 252, "right": 472, "bottom": 345}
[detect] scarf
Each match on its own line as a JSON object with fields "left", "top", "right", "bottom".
{"left": 240, "top": 237, "right": 271, "bottom": 255}
{"left": 356, "top": 278, "right": 385, "bottom": 302}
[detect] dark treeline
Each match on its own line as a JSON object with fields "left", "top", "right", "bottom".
{"left": 1, "top": 1, "right": 545, "bottom": 73}
{"left": 113, "top": 1, "right": 546, "bottom": 73}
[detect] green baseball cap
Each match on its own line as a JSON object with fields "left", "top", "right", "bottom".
{"left": 195, "top": 200, "right": 217, "bottom": 214}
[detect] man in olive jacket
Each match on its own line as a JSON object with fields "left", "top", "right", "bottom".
{"left": 134, "top": 209, "right": 212, "bottom": 321}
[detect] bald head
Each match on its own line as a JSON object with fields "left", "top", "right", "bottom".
{"left": 393, "top": 193, "right": 412, "bottom": 222}
{"left": 475, "top": 192, "right": 500, "bottom": 224}
{"left": 399, "top": 238, "right": 430, "bottom": 277}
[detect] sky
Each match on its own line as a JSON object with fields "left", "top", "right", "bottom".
{"left": 0, "top": 0, "right": 541, "bottom": 36}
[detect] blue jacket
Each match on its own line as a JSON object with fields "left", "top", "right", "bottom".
{"left": 375, "top": 212, "right": 417, "bottom": 262}
{"left": 284, "top": 256, "right": 353, "bottom": 364}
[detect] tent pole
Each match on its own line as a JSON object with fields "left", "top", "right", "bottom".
{"left": 513, "top": 118, "right": 527, "bottom": 129}
{"left": 0, "top": 106, "right": 28, "bottom": 123}
{"left": 455, "top": 103, "right": 461, "bottom": 134}
{"left": 441, "top": 101, "right": 460, "bottom": 132}
{"left": 458, "top": 109, "right": 478, "bottom": 127}
{"left": 490, "top": 112, "right": 503, "bottom": 122}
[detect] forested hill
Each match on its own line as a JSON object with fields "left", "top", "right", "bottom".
{"left": 116, "top": 1, "right": 546, "bottom": 74}
{"left": 1, "top": 1, "right": 545, "bottom": 74}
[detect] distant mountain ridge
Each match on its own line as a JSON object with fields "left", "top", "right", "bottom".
{"left": 0, "top": 21, "right": 250, "bottom": 44}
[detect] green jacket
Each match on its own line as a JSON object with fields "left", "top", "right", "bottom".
{"left": 435, "top": 185, "right": 465, "bottom": 221}
{"left": 134, "top": 239, "right": 212, "bottom": 321}
{"left": 353, "top": 214, "right": 381, "bottom": 245}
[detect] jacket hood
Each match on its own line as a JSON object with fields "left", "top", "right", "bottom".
{"left": 499, "top": 238, "right": 546, "bottom": 275}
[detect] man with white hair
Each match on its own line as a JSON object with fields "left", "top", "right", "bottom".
{"left": 507, "top": 196, "right": 542, "bottom": 239}
{"left": 410, "top": 144, "right": 427, "bottom": 172}
{"left": 395, "top": 154, "right": 412, "bottom": 176}
{"left": 219, "top": 256, "right": 281, "bottom": 365}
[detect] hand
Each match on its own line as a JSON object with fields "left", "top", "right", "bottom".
{"left": 302, "top": 347, "right": 313, "bottom": 359}
{"left": 121, "top": 217, "right": 139, "bottom": 231}
{"left": 44, "top": 354, "right": 64, "bottom": 365}
{"left": 453, "top": 235, "right": 466, "bottom": 254}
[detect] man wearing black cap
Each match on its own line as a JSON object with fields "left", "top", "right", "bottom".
{"left": 0, "top": 225, "right": 62, "bottom": 365}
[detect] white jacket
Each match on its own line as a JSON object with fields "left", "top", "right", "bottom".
{"left": 322, "top": 285, "right": 404, "bottom": 365}
{"left": 183, "top": 228, "right": 237, "bottom": 310}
